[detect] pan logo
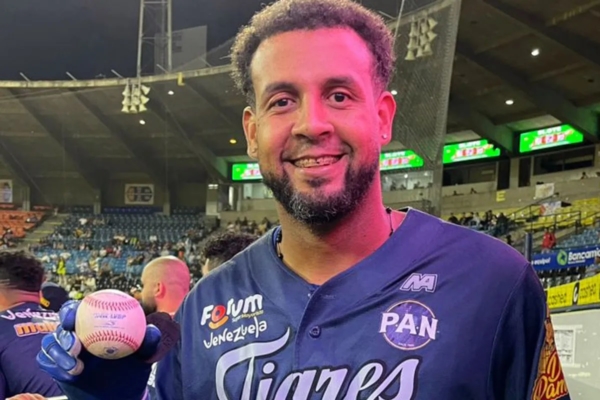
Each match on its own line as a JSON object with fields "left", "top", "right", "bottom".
{"left": 380, "top": 300, "right": 439, "bottom": 350}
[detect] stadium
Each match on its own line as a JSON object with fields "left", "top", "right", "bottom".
{"left": 0, "top": 0, "right": 599, "bottom": 398}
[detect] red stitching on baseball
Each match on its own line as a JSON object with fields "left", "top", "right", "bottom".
{"left": 81, "top": 330, "right": 139, "bottom": 352}
{"left": 84, "top": 296, "right": 139, "bottom": 313}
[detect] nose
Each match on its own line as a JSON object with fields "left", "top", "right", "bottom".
{"left": 291, "top": 96, "right": 334, "bottom": 139}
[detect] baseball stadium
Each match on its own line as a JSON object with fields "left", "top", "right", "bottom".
{"left": 0, "top": 0, "right": 599, "bottom": 398}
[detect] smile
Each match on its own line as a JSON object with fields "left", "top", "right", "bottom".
{"left": 291, "top": 155, "right": 343, "bottom": 168}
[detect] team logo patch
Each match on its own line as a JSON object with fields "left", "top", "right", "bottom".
{"left": 532, "top": 306, "right": 569, "bottom": 400}
{"left": 400, "top": 273, "right": 438, "bottom": 293}
{"left": 379, "top": 300, "right": 438, "bottom": 350}
{"left": 201, "top": 294, "right": 264, "bottom": 330}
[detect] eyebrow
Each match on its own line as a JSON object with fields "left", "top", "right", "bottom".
{"left": 260, "top": 76, "right": 360, "bottom": 103}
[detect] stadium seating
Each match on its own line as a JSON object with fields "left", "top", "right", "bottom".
{"left": 0, "top": 210, "right": 45, "bottom": 239}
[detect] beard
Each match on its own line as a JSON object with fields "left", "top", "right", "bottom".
{"left": 262, "top": 152, "right": 379, "bottom": 226}
{"left": 140, "top": 298, "right": 157, "bottom": 316}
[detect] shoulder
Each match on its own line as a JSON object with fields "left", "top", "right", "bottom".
{"left": 410, "top": 210, "right": 530, "bottom": 286}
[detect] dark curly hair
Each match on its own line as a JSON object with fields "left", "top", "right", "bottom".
{"left": 0, "top": 250, "right": 45, "bottom": 293}
{"left": 230, "top": 0, "right": 395, "bottom": 106}
{"left": 202, "top": 231, "right": 259, "bottom": 272}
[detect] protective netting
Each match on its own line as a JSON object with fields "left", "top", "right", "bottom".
{"left": 387, "top": 0, "right": 462, "bottom": 216}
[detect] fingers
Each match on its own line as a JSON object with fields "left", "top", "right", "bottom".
{"left": 57, "top": 301, "right": 80, "bottom": 331}
{"left": 38, "top": 333, "right": 84, "bottom": 380}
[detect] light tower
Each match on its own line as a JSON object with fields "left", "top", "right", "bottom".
{"left": 136, "top": 0, "right": 173, "bottom": 76}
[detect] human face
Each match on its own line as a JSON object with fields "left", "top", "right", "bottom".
{"left": 243, "top": 28, "right": 395, "bottom": 225}
{"left": 139, "top": 273, "right": 157, "bottom": 316}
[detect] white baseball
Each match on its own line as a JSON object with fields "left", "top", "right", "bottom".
{"left": 75, "top": 289, "right": 146, "bottom": 360}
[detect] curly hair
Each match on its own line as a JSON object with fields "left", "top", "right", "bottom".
{"left": 0, "top": 250, "right": 45, "bottom": 293}
{"left": 202, "top": 231, "right": 259, "bottom": 271}
{"left": 230, "top": 0, "right": 395, "bottom": 106}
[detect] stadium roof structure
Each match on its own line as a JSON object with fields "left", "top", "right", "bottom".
{"left": 0, "top": 0, "right": 599, "bottom": 186}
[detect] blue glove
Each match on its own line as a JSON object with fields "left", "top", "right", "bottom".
{"left": 37, "top": 300, "right": 161, "bottom": 400}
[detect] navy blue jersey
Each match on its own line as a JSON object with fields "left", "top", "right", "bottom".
{"left": 156, "top": 209, "right": 570, "bottom": 399}
{"left": 0, "top": 302, "right": 63, "bottom": 398}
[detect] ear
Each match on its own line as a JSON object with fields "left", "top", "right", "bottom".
{"left": 243, "top": 106, "right": 259, "bottom": 160}
{"left": 154, "top": 282, "right": 165, "bottom": 299}
{"left": 377, "top": 91, "right": 397, "bottom": 147}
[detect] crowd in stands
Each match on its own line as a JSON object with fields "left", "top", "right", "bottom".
{"left": 447, "top": 210, "right": 511, "bottom": 237}
{"left": 28, "top": 209, "right": 279, "bottom": 301}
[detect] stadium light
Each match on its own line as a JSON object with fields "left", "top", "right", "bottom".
{"left": 391, "top": 89, "right": 398, "bottom": 96}
{"left": 168, "top": 90, "right": 174, "bottom": 95}
{"left": 121, "top": 81, "right": 151, "bottom": 114}
{"left": 405, "top": 15, "right": 438, "bottom": 61}
{"left": 531, "top": 48, "right": 540, "bottom": 57}
{"left": 229, "top": 139, "right": 237, "bottom": 144}
{"left": 139, "top": 119, "right": 146, "bottom": 125}
{"left": 505, "top": 99, "right": 514, "bottom": 105}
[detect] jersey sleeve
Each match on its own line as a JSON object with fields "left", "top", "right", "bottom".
{"left": 489, "top": 264, "right": 571, "bottom": 400}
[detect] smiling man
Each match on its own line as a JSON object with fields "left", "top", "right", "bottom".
{"left": 38, "top": 0, "right": 570, "bottom": 399}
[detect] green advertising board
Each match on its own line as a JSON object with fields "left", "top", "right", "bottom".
{"left": 231, "top": 163, "right": 262, "bottom": 181}
{"left": 519, "top": 124, "right": 585, "bottom": 153}
{"left": 443, "top": 139, "right": 501, "bottom": 164}
{"left": 379, "top": 150, "right": 424, "bottom": 171}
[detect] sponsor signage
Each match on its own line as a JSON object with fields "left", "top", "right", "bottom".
{"left": 532, "top": 245, "right": 600, "bottom": 271}
{"left": 545, "top": 274, "right": 600, "bottom": 310}
{"left": 519, "top": 124, "right": 584, "bottom": 154}
{"left": 442, "top": 139, "right": 501, "bottom": 164}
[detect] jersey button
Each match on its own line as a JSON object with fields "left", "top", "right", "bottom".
{"left": 309, "top": 326, "right": 321, "bottom": 338}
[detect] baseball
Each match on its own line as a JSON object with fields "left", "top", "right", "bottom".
{"left": 75, "top": 289, "right": 146, "bottom": 360}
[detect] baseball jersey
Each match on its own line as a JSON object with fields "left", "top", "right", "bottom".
{"left": 155, "top": 208, "right": 570, "bottom": 399}
{"left": 0, "top": 302, "right": 64, "bottom": 398}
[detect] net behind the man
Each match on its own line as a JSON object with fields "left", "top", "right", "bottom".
{"left": 386, "top": 0, "right": 462, "bottom": 216}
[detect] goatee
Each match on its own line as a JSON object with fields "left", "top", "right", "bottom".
{"left": 263, "top": 154, "right": 379, "bottom": 226}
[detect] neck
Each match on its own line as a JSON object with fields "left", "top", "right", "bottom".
{"left": 156, "top": 295, "right": 186, "bottom": 316}
{"left": 277, "top": 189, "right": 404, "bottom": 285}
{"left": 0, "top": 291, "right": 40, "bottom": 312}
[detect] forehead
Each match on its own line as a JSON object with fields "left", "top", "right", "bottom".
{"left": 250, "top": 27, "right": 375, "bottom": 94}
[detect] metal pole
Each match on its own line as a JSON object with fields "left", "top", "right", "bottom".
{"left": 167, "top": 0, "right": 173, "bottom": 72}
{"left": 136, "top": 0, "right": 145, "bottom": 77}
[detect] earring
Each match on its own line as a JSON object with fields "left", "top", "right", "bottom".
{"left": 382, "top": 134, "right": 388, "bottom": 139}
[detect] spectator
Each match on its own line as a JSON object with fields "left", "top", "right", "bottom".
{"left": 542, "top": 228, "right": 556, "bottom": 253}
{"left": 201, "top": 231, "right": 259, "bottom": 276}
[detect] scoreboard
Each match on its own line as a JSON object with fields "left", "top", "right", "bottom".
{"left": 519, "top": 124, "right": 584, "bottom": 153}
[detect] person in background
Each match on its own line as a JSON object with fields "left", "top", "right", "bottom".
{"left": 0, "top": 251, "right": 63, "bottom": 399}
{"left": 200, "top": 230, "right": 259, "bottom": 276}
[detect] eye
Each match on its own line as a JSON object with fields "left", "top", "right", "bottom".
{"left": 269, "top": 98, "right": 293, "bottom": 109}
{"left": 329, "top": 92, "right": 350, "bottom": 103}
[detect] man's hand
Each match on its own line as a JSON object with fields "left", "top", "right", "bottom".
{"left": 37, "top": 300, "right": 163, "bottom": 400}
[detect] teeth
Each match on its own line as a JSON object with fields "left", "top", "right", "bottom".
{"left": 294, "top": 156, "right": 340, "bottom": 168}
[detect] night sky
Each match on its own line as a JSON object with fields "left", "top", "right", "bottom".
{"left": 0, "top": 0, "right": 402, "bottom": 81}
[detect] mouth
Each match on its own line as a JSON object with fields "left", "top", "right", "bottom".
{"left": 289, "top": 155, "right": 344, "bottom": 168}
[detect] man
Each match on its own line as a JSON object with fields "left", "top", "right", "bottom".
{"left": 38, "top": 0, "right": 570, "bottom": 399}
{"left": 138, "top": 256, "right": 191, "bottom": 317}
{"left": 0, "top": 251, "right": 63, "bottom": 399}
{"left": 201, "top": 231, "right": 259, "bottom": 276}
{"left": 138, "top": 256, "right": 190, "bottom": 400}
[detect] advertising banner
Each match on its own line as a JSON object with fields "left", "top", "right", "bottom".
{"left": 546, "top": 274, "right": 600, "bottom": 310}
{"left": 532, "top": 245, "right": 600, "bottom": 271}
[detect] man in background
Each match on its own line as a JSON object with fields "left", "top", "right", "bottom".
{"left": 139, "top": 256, "right": 190, "bottom": 317}
{"left": 0, "top": 251, "right": 63, "bottom": 399}
{"left": 201, "top": 230, "right": 259, "bottom": 276}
